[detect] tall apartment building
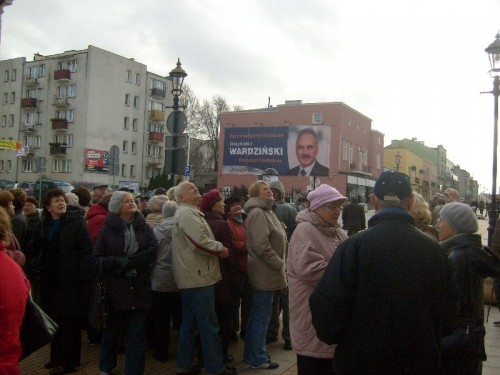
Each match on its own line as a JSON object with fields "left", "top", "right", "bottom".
{"left": 0, "top": 45, "right": 174, "bottom": 188}
{"left": 218, "top": 100, "right": 385, "bottom": 200}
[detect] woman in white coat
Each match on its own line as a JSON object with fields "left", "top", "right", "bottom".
{"left": 287, "top": 184, "right": 348, "bottom": 375}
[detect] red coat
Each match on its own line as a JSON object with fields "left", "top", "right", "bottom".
{"left": 226, "top": 216, "right": 248, "bottom": 272}
{"left": 0, "top": 242, "right": 30, "bottom": 375}
{"left": 85, "top": 204, "right": 108, "bottom": 244}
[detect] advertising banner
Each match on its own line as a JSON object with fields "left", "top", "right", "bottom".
{"left": 222, "top": 125, "right": 330, "bottom": 176}
{"left": 84, "top": 148, "right": 110, "bottom": 173}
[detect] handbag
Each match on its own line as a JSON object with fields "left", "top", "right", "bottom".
{"left": 20, "top": 295, "right": 58, "bottom": 359}
{"left": 88, "top": 259, "right": 109, "bottom": 332}
{"left": 441, "top": 324, "right": 487, "bottom": 361}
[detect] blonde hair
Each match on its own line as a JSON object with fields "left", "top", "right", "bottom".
{"left": 147, "top": 195, "right": 169, "bottom": 213}
{"left": 0, "top": 207, "right": 12, "bottom": 241}
{"left": 410, "top": 192, "right": 432, "bottom": 226}
{"left": 248, "top": 181, "right": 269, "bottom": 198}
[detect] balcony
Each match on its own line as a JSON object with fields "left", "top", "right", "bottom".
{"left": 49, "top": 143, "right": 67, "bottom": 156}
{"left": 51, "top": 118, "right": 68, "bottom": 131}
{"left": 21, "top": 97, "right": 37, "bottom": 108}
{"left": 25, "top": 146, "right": 35, "bottom": 156}
{"left": 151, "top": 88, "right": 166, "bottom": 98}
{"left": 53, "top": 69, "right": 71, "bottom": 81}
{"left": 52, "top": 96, "right": 70, "bottom": 107}
{"left": 150, "top": 110, "right": 165, "bottom": 121}
{"left": 23, "top": 75, "right": 39, "bottom": 86}
{"left": 145, "top": 155, "right": 162, "bottom": 165}
{"left": 21, "top": 124, "right": 36, "bottom": 133}
{"left": 148, "top": 131, "right": 164, "bottom": 142}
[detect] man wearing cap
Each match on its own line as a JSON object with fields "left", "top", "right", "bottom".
{"left": 92, "top": 184, "right": 108, "bottom": 204}
{"left": 310, "top": 171, "right": 456, "bottom": 374}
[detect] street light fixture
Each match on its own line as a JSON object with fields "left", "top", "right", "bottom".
{"left": 395, "top": 151, "right": 402, "bottom": 172}
{"left": 485, "top": 33, "right": 500, "bottom": 246}
{"left": 169, "top": 58, "right": 188, "bottom": 111}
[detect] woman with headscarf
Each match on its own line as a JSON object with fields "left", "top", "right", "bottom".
{"left": 39, "top": 188, "right": 94, "bottom": 375}
{"left": 438, "top": 202, "right": 500, "bottom": 374}
{"left": 287, "top": 184, "right": 348, "bottom": 374}
{"left": 94, "top": 191, "right": 157, "bottom": 375}
{"left": 243, "top": 180, "right": 287, "bottom": 370}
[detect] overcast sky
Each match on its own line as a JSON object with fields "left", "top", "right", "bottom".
{"left": 2, "top": 0, "right": 500, "bottom": 192}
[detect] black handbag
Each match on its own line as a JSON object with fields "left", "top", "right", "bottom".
{"left": 20, "top": 295, "right": 58, "bottom": 359}
{"left": 441, "top": 324, "right": 487, "bottom": 361}
{"left": 88, "top": 259, "right": 109, "bottom": 332}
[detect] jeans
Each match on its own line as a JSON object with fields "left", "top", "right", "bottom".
{"left": 177, "top": 286, "right": 224, "bottom": 375}
{"left": 99, "top": 309, "right": 148, "bottom": 375}
{"left": 244, "top": 289, "right": 275, "bottom": 365}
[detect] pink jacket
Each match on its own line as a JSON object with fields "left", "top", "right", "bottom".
{"left": 287, "top": 209, "right": 347, "bottom": 358}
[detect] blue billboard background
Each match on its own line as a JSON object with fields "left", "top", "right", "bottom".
{"left": 223, "top": 127, "right": 290, "bottom": 175}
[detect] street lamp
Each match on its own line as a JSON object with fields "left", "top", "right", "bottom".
{"left": 163, "top": 59, "right": 188, "bottom": 181}
{"left": 395, "top": 151, "right": 402, "bottom": 172}
{"left": 485, "top": 33, "right": 500, "bottom": 246}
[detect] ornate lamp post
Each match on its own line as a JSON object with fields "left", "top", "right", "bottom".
{"left": 163, "top": 59, "right": 188, "bottom": 180}
{"left": 395, "top": 151, "right": 402, "bottom": 172}
{"left": 485, "top": 33, "right": 500, "bottom": 246}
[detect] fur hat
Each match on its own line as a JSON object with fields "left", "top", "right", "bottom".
{"left": 65, "top": 192, "right": 79, "bottom": 206}
{"left": 307, "top": 184, "right": 347, "bottom": 211}
{"left": 199, "top": 190, "right": 222, "bottom": 213}
{"left": 440, "top": 202, "right": 478, "bottom": 234}
{"left": 147, "top": 195, "right": 169, "bottom": 213}
{"left": 108, "top": 191, "right": 128, "bottom": 214}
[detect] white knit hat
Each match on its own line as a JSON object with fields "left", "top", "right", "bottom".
{"left": 108, "top": 191, "right": 128, "bottom": 214}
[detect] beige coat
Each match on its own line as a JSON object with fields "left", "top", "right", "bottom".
{"left": 172, "top": 203, "right": 223, "bottom": 289}
{"left": 244, "top": 197, "right": 287, "bottom": 291}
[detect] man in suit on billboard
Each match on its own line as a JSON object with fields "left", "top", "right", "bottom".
{"left": 287, "top": 128, "right": 329, "bottom": 176}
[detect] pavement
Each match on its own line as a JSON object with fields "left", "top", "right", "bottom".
{"left": 18, "top": 210, "right": 500, "bottom": 374}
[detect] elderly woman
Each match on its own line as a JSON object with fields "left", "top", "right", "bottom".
{"left": 0, "top": 207, "right": 30, "bottom": 375}
{"left": 39, "top": 188, "right": 94, "bottom": 375}
{"left": 410, "top": 192, "right": 439, "bottom": 241}
{"left": 200, "top": 190, "right": 239, "bottom": 364}
{"left": 94, "top": 191, "right": 157, "bottom": 375}
{"left": 438, "top": 202, "right": 500, "bottom": 374}
{"left": 0, "top": 191, "right": 25, "bottom": 266}
{"left": 150, "top": 200, "right": 181, "bottom": 362}
{"left": 287, "top": 184, "right": 348, "bottom": 374}
{"left": 243, "top": 180, "right": 287, "bottom": 370}
{"left": 145, "top": 194, "right": 169, "bottom": 227}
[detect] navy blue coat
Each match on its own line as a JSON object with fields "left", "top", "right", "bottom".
{"left": 93, "top": 211, "right": 157, "bottom": 312}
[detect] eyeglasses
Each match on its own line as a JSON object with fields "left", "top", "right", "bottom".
{"left": 323, "top": 203, "right": 342, "bottom": 211}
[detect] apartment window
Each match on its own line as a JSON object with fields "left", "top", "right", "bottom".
{"left": 148, "top": 123, "right": 163, "bottom": 133}
{"left": 6, "top": 160, "right": 12, "bottom": 172}
{"left": 125, "top": 94, "right": 130, "bottom": 106}
{"left": 59, "top": 60, "right": 77, "bottom": 72}
{"left": 145, "top": 167, "right": 151, "bottom": 179}
{"left": 10, "top": 92, "right": 15, "bottom": 104}
{"left": 130, "top": 165, "right": 135, "bottom": 178}
{"left": 2, "top": 115, "right": 6, "bottom": 127}
{"left": 54, "top": 134, "right": 73, "bottom": 147}
{"left": 312, "top": 113, "right": 323, "bottom": 124}
{"left": 149, "top": 100, "right": 163, "bottom": 111}
{"left": 4, "top": 70, "right": 8, "bottom": 82}
{"left": 9, "top": 114, "right": 14, "bottom": 127}
{"left": 146, "top": 144, "right": 162, "bottom": 156}
{"left": 131, "top": 142, "right": 137, "bottom": 154}
{"left": 11, "top": 69, "right": 16, "bottom": 81}
{"left": 55, "top": 109, "right": 74, "bottom": 122}
{"left": 0, "top": 160, "right": 3, "bottom": 172}
{"left": 342, "top": 141, "right": 349, "bottom": 161}
{"left": 133, "top": 95, "right": 139, "bottom": 108}
{"left": 23, "top": 136, "right": 41, "bottom": 148}
{"left": 26, "top": 112, "right": 35, "bottom": 125}
{"left": 28, "top": 65, "right": 43, "bottom": 79}
{"left": 127, "top": 70, "right": 132, "bottom": 83}
{"left": 122, "top": 140, "right": 128, "bottom": 153}
{"left": 135, "top": 73, "right": 140, "bottom": 85}
{"left": 121, "top": 164, "right": 126, "bottom": 177}
{"left": 2, "top": 93, "right": 7, "bottom": 104}
{"left": 124, "top": 117, "right": 129, "bottom": 130}
{"left": 132, "top": 118, "right": 138, "bottom": 131}
{"left": 376, "top": 153, "right": 381, "bottom": 170}
{"left": 56, "top": 86, "right": 66, "bottom": 98}
{"left": 35, "top": 112, "right": 43, "bottom": 125}
{"left": 52, "top": 159, "right": 71, "bottom": 173}
{"left": 34, "top": 135, "right": 42, "bottom": 148}
{"left": 26, "top": 89, "right": 36, "bottom": 98}
{"left": 67, "top": 84, "right": 77, "bottom": 97}
{"left": 22, "top": 159, "right": 34, "bottom": 173}
{"left": 151, "top": 79, "right": 166, "bottom": 90}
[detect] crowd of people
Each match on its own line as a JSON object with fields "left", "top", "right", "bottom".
{"left": 1, "top": 173, "right": 500, "bottom": 375}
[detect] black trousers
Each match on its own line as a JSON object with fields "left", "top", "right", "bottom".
{"left": 150, "top": 290, "right": 182, "bottom": 358}
{"left": 50, "top": 316, "right": 82, "bottom": 369}
{"left": 296, "top": 354, "right": 334, "bottom": 375}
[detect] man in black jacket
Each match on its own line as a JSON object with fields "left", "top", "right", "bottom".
{"left": 310, "top": 171, "right": 457, "bottom": 374}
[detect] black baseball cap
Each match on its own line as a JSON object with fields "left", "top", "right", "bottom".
{"left": 374, "top": 171, "right": 412, "bottom": 202}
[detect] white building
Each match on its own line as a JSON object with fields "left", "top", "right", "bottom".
{"left": 0, "top": 45, "right": 176, "bottom": 188}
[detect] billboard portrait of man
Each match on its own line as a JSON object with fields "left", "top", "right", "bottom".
{"left": 286, "top": 127, "right": 330, "bottom": 176}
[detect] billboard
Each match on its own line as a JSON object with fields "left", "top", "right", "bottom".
{"left": 222, "top": 125, "right": 330, "bottom": 176}
{"left": 84, "top": 148, "right": 110, "bottom": 173}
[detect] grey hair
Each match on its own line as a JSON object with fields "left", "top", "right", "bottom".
{"left": 174, "top": 181, "right": 192, "bottom": 202}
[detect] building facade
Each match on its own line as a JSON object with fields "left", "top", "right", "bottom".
{"left": 218, "top": 100, "right": 385, "bottom": 201}
{"left": 0, "top": 46, "right": 176, "bottom": 188}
